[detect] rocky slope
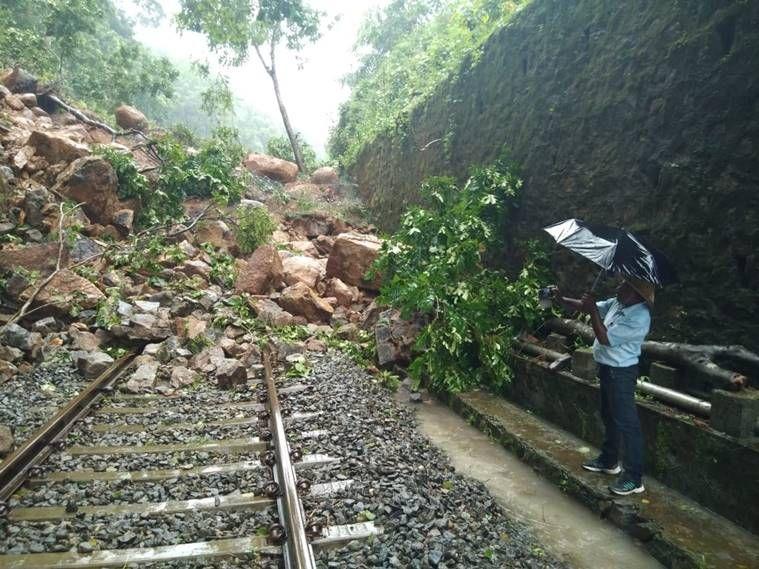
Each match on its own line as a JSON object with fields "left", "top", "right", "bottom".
{"left": 348, "top": 0, "right": 759, "bottom": 348}
{"left": 0, "top": 69, "right": 415, "bottom": 459}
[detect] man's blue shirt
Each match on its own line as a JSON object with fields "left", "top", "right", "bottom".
{"left": 592, "top": 298, "right": 651, "bottom": 368}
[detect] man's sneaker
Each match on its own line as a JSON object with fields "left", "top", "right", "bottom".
{"left": 609, "top": 476, "right": 645, "bottom": 496}
{"left": 582, "top": 458, "right": 621, "bottom": 475}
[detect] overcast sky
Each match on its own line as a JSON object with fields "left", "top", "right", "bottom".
{"left": 127, "top": 0, "right": 390, "bottom": 156}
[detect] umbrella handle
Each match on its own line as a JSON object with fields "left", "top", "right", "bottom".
{"left": 590, "top": 269, "right": 605, "bottom": 292}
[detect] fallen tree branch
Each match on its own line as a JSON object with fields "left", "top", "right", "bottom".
{"left": 45, "top": 94, "right": 151, "bottom": 144}
{"left": 1, "top": 202, "right": 70, "bottom": 332}
{"left": 546, "top": 318, "right": 751, "bottom": 391}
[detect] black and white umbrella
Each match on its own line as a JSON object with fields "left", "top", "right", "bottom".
{"left": 543, "top": 219, "right": 676, "bottom": 287}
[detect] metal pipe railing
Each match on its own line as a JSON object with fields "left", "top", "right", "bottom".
{"left": 262, "top": 348, "right": 316, "bottom": 569}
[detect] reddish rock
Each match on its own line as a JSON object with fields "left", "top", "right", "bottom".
{"left": 310, "top": 166, "right": 339, "bottom": 185}
{"left": 174, "top": 316, "right": 207, "bottom": 340}
{"left": 1, "top": 68, "right": 37, "bottom": 93}
{"left": 326, "top": 278, "right": 360, "bottom": 307}
{"left": 282, "top": 255, "right": 323, "bottom": 289}
{"left": 243, "top": 153, "right": 298, "bottom": 183}
{"left": 250, "top": 298, "right": 296, "bottom": 327}
{"left": 289, "top": 213, "right": 334, "bottom": 238}
{"left": 215, "top": 358, "right": 247, "bottom": 389}
{"left": 0, "top": 242, "right": 68, "bottom": 275}
{"left": 314, "top": 235, "right": 335, "bottom": 256}
{"left": 27, "top": 130, "right": 89, "bottom": 164}
{"left": 195, "top": 220, "right": 237, "bottom": 254}
{"left": 112, "top": 209, "right": 134, "bottom": 236}
{"left": 23, "top": 269, "right": 104, "bottom": 311}
{"left": 235, "top": 245, "right": 284, "bottom": 295}
{"left": 289, "top": 240, "right": 319, "bottom": 257}
{"left": 19, "top": 93, "right": 37, "bottom": 108}
{"left": 52, "top": 156, "right": 119, "bottom": 225}
{"left": 374, "top": 309, "right": 425, "bottom": 367}
{"left": 115, "top": 105, "right": 149, "bottom": 131}
{"left": 178, "top": 259, "right": 212, "bottom": 280}
{"left": 170, "top": 365, "right": 199, "bottom": 388}
{"left": 326, "top": 232, "right": 383, "bottom": 290}
{"left": 278, "top": 282, "right": 334, "bottom": 323}
{"left": 4, "top": 94, "right": 25, "bottom": 111}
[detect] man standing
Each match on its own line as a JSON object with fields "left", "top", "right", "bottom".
{"left": 558, "top": 278, "right": 654, "bottom": 495}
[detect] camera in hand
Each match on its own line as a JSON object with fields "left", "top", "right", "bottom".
{"left": 538, "top": 285, "right": 558, "bottom": 308}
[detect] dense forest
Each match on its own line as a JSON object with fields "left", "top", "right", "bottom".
{"left": 0, "top": 0, "right": 280, "bottom": 151}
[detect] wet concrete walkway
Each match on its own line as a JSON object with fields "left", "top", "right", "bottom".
{"left": 408, "top": 394, "right": 663, "bottom": 569}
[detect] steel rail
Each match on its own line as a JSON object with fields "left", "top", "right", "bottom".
{"left": 262, "top": 347, "right": 316, "bottom": 569}
{"left": 0, "top": 352, "right": 136, "bottom": 502}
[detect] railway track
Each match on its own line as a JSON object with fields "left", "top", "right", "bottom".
{"left": 0, "top": 346, "right": 380, "bottom": 568}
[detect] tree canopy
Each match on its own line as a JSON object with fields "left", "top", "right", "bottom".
{"left": 329, "top": 0, "right": 527, "bottom": 169}
{"left": 0, "top": 0, "right": 177, "bottom": 117}
{"left": 176, "top": 0, "right": 323, "bottom": 172}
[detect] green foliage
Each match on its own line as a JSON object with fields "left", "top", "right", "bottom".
{"left": 108, "top": 235, "right": 166, "bottom": 276}
{"left": 266, "top": 133, "right": 318, "bottom": 173}
{"left": 200, "top": 243, "right": 237, "bottom": 288}
{"left": 156, "top": 127, "right": 248, "bottom": 207}
{"left": 285, "top": 357, "right": 311, "bottom": 378}
{"left": 95, "top": 146, "right": 180, "bottom": 228}
{"left": 377, "top": 370, "right": 401, "bottom": 392}
{"left": 322, "top": 330, "right": 376, "bottom": 368}
{"left": 374, "top": 155, "right": 549, "bottom": 393}
{"left": 186, "top": 335, "right": 214, "bottom": 354}
{"left": 234, "top": 205, "right": 276, "bottom": 255}
{"left": 0, "top": 0, "right": 177, "bottom": 118}
{"left": 95, "top": 288, "right": 121, "bottom": 330}
{"left": 176, "top": 0, "right": 323, "bottom": 172}
{"left": 330, "top": 0, "right": 526, "bottom": 168}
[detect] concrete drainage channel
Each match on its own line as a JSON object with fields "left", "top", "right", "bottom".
{"left": 0, "top": 346, "right": 380, "bottom": 568}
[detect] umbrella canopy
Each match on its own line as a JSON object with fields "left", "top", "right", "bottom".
{"left": 544, "top": 219, "right": 676, "bottom": 287}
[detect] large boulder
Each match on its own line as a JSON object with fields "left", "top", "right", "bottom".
{"left": 52, "top": 156, "right": 119, "bottom": 224}
{"left": 325, "top": 278, "right": 360, "bottom": 307}
{"left": 282, "top": 255, "right": 323, "bottom": 289}
{"left": 27, "top": 130, "right": 89, "bottom": 164}
{"left": 289, "top": 213, "right": 335, "bottom": 238}
{"left": 0, "top": 242, "right": 68, "bottom": 275}
{"left": 326, "top": 232, "right": 383, "bottom": 290}
{"left": 250, "top": 298, "right": 297, "bottom": 327}
{"left": 278, "top": 282, "right": 334, "bottom": 323}
{"left": 194, "top": 220, "right": 237, "bottom": 254}
{"left": 1, "top": 68, "right": 37, "bottom": 93}
{"left": 215, "top": 358, "right": 247, "bottom": 389}
{"left": 374, "top": 309, "right": 424, "bottom": 367}
{"left": 243, "top": 153, "right": 298, "bottom": 183}
{"left": 125, "top": 356, "right": 160, "bottom": 392}
{"left": 23, "top": 269, "right": 105, "bottom": 312}
{"left": 310, "top": 166, "right": 339, "bottom": 185}
{"left": 0, "top": 323, "right": 34, "bottom": 351}
{"left": 115, "top": 105, "right": 149, "bottom": 131}
{"left": 235, "top": 245, "right": 284, "bottom": 295}
{"left": 71, "top": 350, "right": 114, "bottom": 379}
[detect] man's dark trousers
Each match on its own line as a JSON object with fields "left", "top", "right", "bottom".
{"left": 598, "top": 364, "right": 644, "bottom": 483}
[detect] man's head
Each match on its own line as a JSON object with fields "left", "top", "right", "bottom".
{"left": 616, "top": 279, "right": 655, "bottom": 307}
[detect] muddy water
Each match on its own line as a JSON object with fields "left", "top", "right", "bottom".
{"left": 411, "top": 396, "right": 663, "bottom": 569}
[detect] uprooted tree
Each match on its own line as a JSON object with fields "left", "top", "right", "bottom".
{"left": 547, "top": 318, "right": 759, "bottom": 391}
{"left": 176, "top": 0, "right": 323, "bottom": 173}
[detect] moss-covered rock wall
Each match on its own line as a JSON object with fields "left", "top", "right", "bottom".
{"left": 350, "top": 0, "right": 759, "bottom": 347}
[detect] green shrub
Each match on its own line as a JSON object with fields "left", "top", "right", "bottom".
{"left": 95, "top": 146, "right": 182, "bottom": 228}
{"left": 234, "top": 206, "right": 276, "bottom": 255}
{"left": 201, "top": 243, "right": 237, "bottom": 288}
{"left": 157, "top": 127, "right": 248, "bottom": 207}
{"left": 373, "top": 153, "right": 549, "bottom": 393}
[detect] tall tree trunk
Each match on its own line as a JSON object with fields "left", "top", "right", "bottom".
{"left": 256, "top": 40, "right": 306, "bottom": 173}
{"left": 269, "top": 66, "right": 306, "bottom": 173}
